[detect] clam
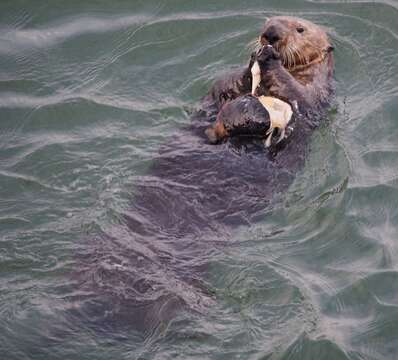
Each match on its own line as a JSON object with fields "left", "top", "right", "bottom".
{"left": 257, "top": 96, "right": 293, "bottom": 147}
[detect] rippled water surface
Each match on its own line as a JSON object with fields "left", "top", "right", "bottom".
{"left": 1, "top": 1, "right": 398, "bottom": 359}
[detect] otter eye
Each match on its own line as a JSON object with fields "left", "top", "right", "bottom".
{"left": 296, "top": 27, "right": 305, "bottom": 33}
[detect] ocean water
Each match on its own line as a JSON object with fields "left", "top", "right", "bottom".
{"left": 1, "top": 1, "right": 398, "bottom": 359}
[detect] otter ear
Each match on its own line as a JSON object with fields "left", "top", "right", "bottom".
{"left": 327, "top": 45, "right": 334, "bottom": 53}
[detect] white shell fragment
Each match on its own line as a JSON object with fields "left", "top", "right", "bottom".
{"left": 257, "top": 96, "right": 293, "bottom": 147}
{"left": 251, "top": 60, "right": 261, "bottom": 96}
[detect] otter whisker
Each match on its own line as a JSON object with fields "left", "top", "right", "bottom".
{"left": 287, "top": 47, "right": 293, "bottom": 69}
{"left": 288, "top": 46, "right": 296, "bottom": 68}
{"left": 285, "top": 45, "right": 295, "bottom": 69}
{"left": 280, "top": 48, "right": 288, "bottom": 68}
{"left": 292, "top": 44, "right": 305, "bottom": 66}
{"left": 299, "top": 44, "right": 309, "bottom": 65}
{"left": 277, "top": 42, "right": 290, "bottom": 69}
{"left": 292, "top": 43, "right": 303, "bottom": 65}
{"left": 285, "top": 39, "right": 298, "bottom": 69}
{"left": 286, "top": 50, "right": 292, "bottom": 68}
{"left": 289, "top": 43, "right": 301, "bottom": 67}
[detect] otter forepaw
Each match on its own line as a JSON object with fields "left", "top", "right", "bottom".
{"left": 257, "top": 45, "right": 280, "bottom": 66}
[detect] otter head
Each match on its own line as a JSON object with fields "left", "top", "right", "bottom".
{"left": 259, "top": 16, "right": 333, "bottom": 71}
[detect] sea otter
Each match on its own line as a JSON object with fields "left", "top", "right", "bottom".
{"left": 201, "top": 16, "right": 334, "bottom": 122}
{"left": 72, "top": 16, "right": 335, "bottom": 335}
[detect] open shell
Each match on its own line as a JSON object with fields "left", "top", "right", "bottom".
{"left": 257, "top": 96, "right": 293, "bottom": 147}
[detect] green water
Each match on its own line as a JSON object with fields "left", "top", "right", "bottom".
{"left": 1, "top": 1, "right": 398, "bottom": 359}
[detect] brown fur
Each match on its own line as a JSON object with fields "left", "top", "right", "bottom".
{"left": 256, "top": 17, "right": 334, "bottom": 110}
{"left": 205, "top": 118, "right": 228, "bottom": 143}
{"left": 260, "top": 17, "right": 332, "bottom": 78}
{"left": 201, "top": 16, "right": 334, "bottom": 119}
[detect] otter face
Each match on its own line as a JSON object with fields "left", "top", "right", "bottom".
{"left": 259, "top": 16, "right": 332, "bottom": 70}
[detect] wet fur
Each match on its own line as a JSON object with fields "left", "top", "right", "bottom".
{"left": 202, "top": 16, "right": 334, "bottom": 117}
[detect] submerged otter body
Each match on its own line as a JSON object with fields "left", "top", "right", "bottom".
{"left": 72, "top": 16, "right": 334, "bottom": 334}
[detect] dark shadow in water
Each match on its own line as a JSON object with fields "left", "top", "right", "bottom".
{"left": 67, "top": 107, "right": 322, "bottom": 337}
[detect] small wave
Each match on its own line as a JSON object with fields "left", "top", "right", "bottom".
{"left": 0, "top": 169, "right": 67, "bottom": 193}
{"left": 0, "top": 14, "right": 149, "bottom": 52}
{"left": 0, "top": 90, "right": 186, "bottom": 114}
{"left": 306, "top": 0, "right": 398, "bottom": 12}
{"left": 0, "top": 9, "right": 271, "bottom": 55}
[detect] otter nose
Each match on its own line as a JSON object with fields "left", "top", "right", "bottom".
{"left": 262, "top": 25, "right": 281, "bottom": 45}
